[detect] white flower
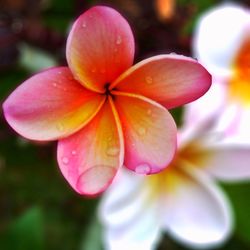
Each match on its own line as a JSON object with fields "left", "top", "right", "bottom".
{"left": 185, "top": 3, "right": 250, "bottom": 142}
{"left": 99, "top": 115, "right": 250, "bottom": 250}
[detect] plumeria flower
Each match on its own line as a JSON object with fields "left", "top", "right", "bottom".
{"left": 185, "top": 3, "right": 250, "bottom": 142}
{"left": 2, "top": 6, "right": 211, "bottom": 196}
{"left": 99, "top": 114, "right": 250, "bottom": 250}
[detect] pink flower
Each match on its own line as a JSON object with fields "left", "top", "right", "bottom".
{"left": 2, "top": 6, "right": 211, "bottom": 196}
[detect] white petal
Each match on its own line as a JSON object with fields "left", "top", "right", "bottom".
{"left": 184, "top": 82, "right": 250, "bottom": 144}
{"left": 193, "top": 3, "right": 250, "bottom": 77}
{"left": 220, "top": 107, "right": 250, "bottom": 143}
{"left": 165, "top": 163, "right": 233, "bottom": 249}
{"left": 99, "top": 169, "right": 161, "bottom": 250}
{"left": 202, "top": 143, "right": 250, "bottom": 181}
{"left": 183, "top": 79, "right": 226, "bottom": 132}
{"left": 103, "top": 222, "right": 161, "bottom": 250}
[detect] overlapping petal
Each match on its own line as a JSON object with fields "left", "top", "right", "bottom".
{"left": 193, "top": 3, "right": 250, "bottom": 77}
{"left": 99, "top": 169, "right": 161, "bottom": 250}
{"left": 200, "top": 144, "right": 250, "bottom": 181}
{"left": 3, "top": 67, "right": 105, "bottom": 141}
{"left": 111, "top": 55, "right": 211, "bottom": 109}
{"left": 184, "top": 79, "right": 227, "bottom": 129}
{"left": 113, "top": 91, "right": 176, "bottom": 173}
{"left": 57, "top": 99, "right": 124, "bottom": 196}
{"left": 165, "top": 164, "right": 232, "bottom": 248}
{"left": 66, "top": 6, "right": 135, "bottom": 93}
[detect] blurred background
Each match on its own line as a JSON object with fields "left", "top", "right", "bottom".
{"left": 1, "top": 0, "right": 250, "bottom": 249}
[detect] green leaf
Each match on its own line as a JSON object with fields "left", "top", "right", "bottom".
{"left": 169, "top": 107, "right": 183, "bottom": 127}
{"left": 0, "top": 207, "right": 45, "bottom": 250}
{"left": 223, "top": 182, "right": 250, "bottom": 245}
{"left": 19, "top": 43, "right": 58, "bottom": 73}
{"left": 80, "top": 215, "right": 103, "bottom": 250}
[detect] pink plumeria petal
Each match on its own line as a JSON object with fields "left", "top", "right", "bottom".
{"left": 165, "top": 164, "right": 232, "bottom": 248}
{"left": 193, "top": 3, "right": 250, "bottom": 77}
{"left": 57, "top": 99, "right": 124, "bottom": 196}
{"left": 110, "top": 55, "right": 211, "bottom": 109}
{"left": 3, "top": 67, "right": 105, "bottom": 141}
{"left": 99, "top": 169, "right": 161, "bottom": 250}
{"left": 113, "top": 91, "right": 177, "bottom": 174}
{"left": 66, "top": 6, "right": 135, "bottom": 93}
{"left": 201, "top": 143, "right": 250, "bottom": 181}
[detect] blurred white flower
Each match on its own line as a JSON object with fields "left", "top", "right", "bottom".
{"left": 186, "top": 3, "right": 250, "bottom": 142}
{"left": 99, "top": 115, "right": 250, "bottom": 250}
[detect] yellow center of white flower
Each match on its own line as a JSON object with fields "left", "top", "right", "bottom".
{"left": 146, "top": 139, "right": 211, "bottom": 199}
{"left": 229, "top": 36, "right": 250, "bottom": 106}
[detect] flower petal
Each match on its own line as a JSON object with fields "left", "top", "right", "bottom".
{"left": 3, "top": 67, "right": 105, "bottom": 141}
{"left": 183, "top": 79, "right": 226, "bottom": 129}
{"left": 113, "top": 91, "right": 177, "bottom": 173}
{"left": 57, "top": 99, "right": 124, "bottom": 196}
{"left": 165, "top": 163, "right": 232, "bottom": 248}
{"left": 193, "top": 3, "right": 250, "bottom": 77}
{"left": 99, "top": 169, "right": 161, "bottom": 250}
{"left": 66, "top": 6, "right": 135, "bottom": 93}
{"left": 201, "top": 143, "right": 250, "bottom": 181}
{"left": 111, "top": 55, "right": 211, "bottom": 109}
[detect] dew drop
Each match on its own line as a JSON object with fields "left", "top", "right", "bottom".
{"left": 82, "top": 21, "right": 87, "bottom": 28}
{"left": 91, "top": 68, "right": 97, "bottom": 73}
{"left": 71, "top": 150, "right": 77, "bottom": 155}
{"left": 53, "top": 82, "right": 57, "bottom": 87}
{"left": 116, "top": 35, "right": 122, "bottom": 45}
{"left": 145, "top": 76, "right": 153, "bottom": 84}
{"left": 62, "top": 157, "right": 69, "bottom": 164}
{"left": 100, "top": 68, "right": 106, "bottom": 74}
{"left": 135, "top": 164, "right": 151, "bottom": 174}
{"left": 137, "top": 127, "right": 146, "bottom": 136}
{"left": 106, "top": 146, "right": 120, "bottom": 157}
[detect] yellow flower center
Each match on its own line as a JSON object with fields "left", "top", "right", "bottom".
{"left": 146, "top": 138, "right": 211, "bottom": 200}
{"left": 229, "top": 36, "right": 250, "bottom": 106}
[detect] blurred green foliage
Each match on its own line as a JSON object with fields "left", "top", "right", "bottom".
{"left": 0, "top": 207, "right": 44, "bottom": 250}
{"left": 1, "top": 0, "right": 250, "bottom": 250}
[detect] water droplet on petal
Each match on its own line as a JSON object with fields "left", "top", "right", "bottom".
{"left": 116, "top": 35, "right": 122, "bottom": 45}
{"left": 53, "top": 82, "right": 57, "bottom": 87}
{"left": 100, "top": 68, "right": 106, "bottom": 74}
{"left": 145, "top": 76, "right": 153, "bottom": 84}
{"left": 135, "top": 164, "right": 151, "bottom": 174}
{"left": 62, "top": 157, "right": 69, "bottom": 164}
{"left": 91, "top": 68, "right": 97, "bottom": 73}
{"left": 71, "top": 150, "right": 77, "bottom": 155}
{"left": 106, "top": 146, "right": 120, "bottom": 157}
{"left": 82, "top": 21, "right": 87, "bottom": 28}
{"left": 76, "top": 165, "right": 115, "bottom": 195}
{"left": 137, "top": 127, "right": 146, "bottom": 136}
